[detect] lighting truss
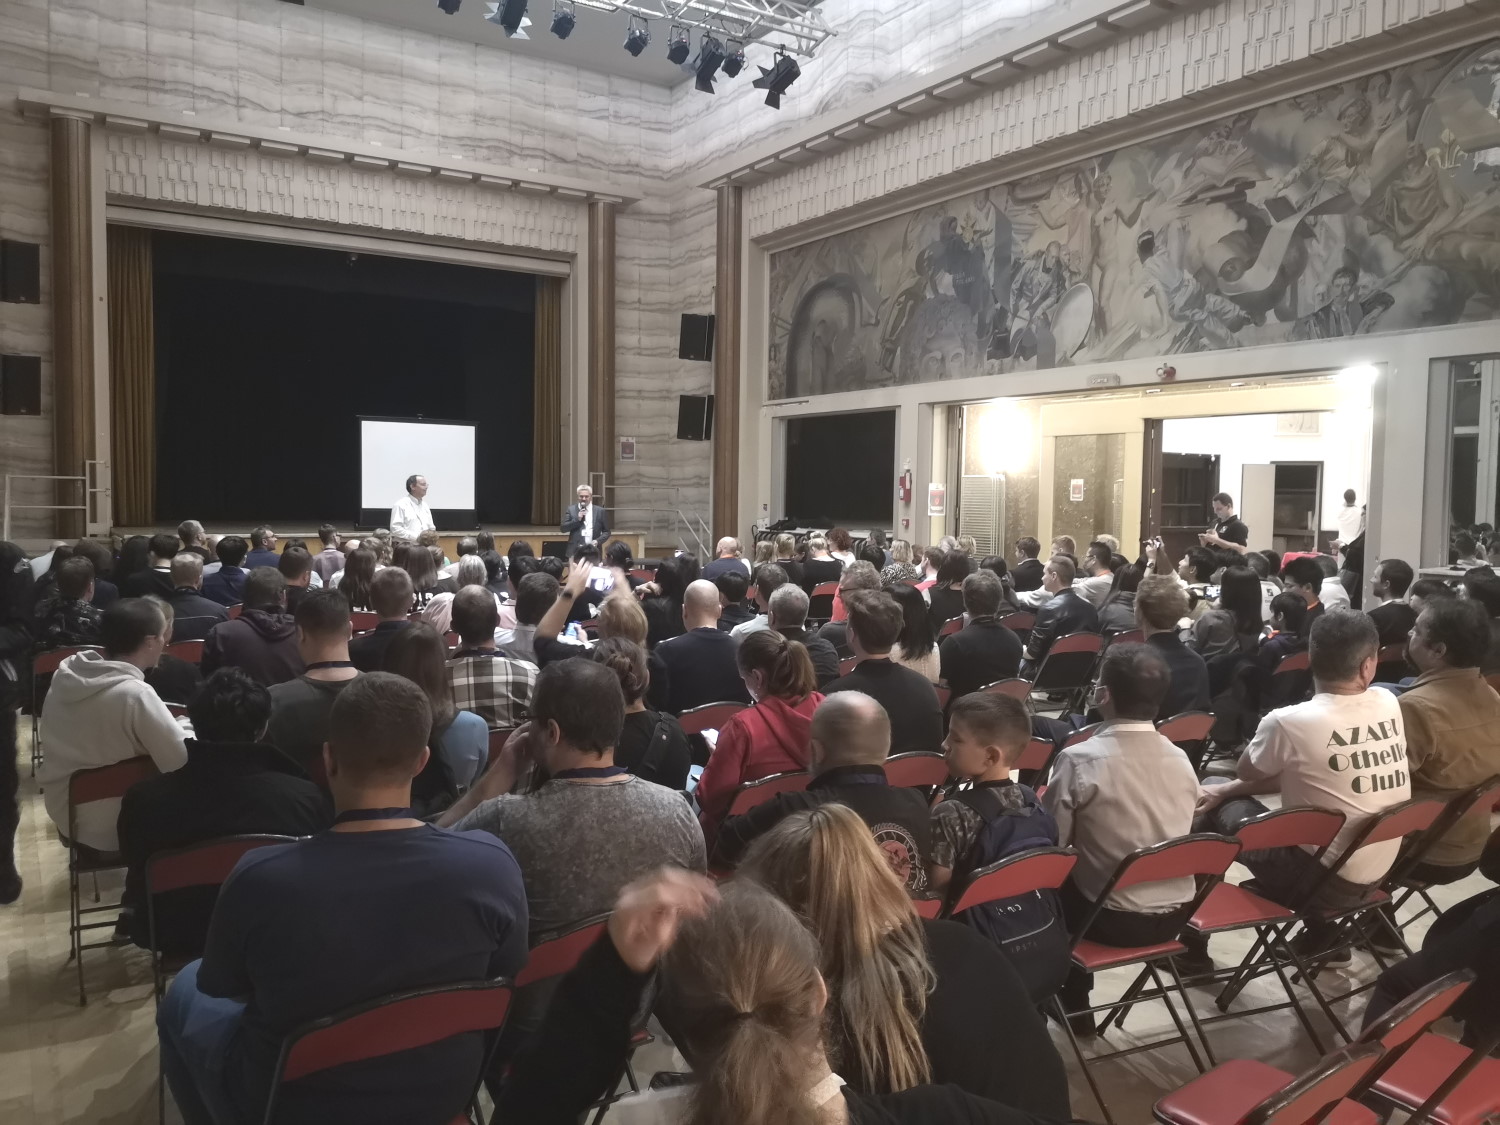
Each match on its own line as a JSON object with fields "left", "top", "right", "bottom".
{"left": 569, "top": 0, "right": 831, "bottom": 59}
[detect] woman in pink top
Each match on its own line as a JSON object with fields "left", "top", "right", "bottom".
{"left": 697, "top": 629, "right": 824, "bottom": 841}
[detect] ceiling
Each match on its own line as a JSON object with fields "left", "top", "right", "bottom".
{"left": 306, "top": 0, "right": 705, "bottom": 86}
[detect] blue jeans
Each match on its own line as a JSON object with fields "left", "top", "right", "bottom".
{"left": 158, "top": 959, "right": 248, "bottom": 1125}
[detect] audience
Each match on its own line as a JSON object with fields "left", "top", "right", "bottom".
{"left": 70, "top": 538, "right": 119, "bottom": 609}
{"left": 695, "top": 629, "right": 824, "bottom": 834}
{"left": 1012, "top": 537, "right": 1045, "bottom": 591}
{"left": 827, "top": 590, "right": 943, "bottom": 756}
{"left": 310, "top": 525, "right": 343, "bottom": 587}
{"left": 164, "top": 554, "right": 229, "bottom": 642}
{"left": 881, "top": 539, "right": 921, "bottom": 585}
{"left": 1281, "top": 556, "right": 1327, "bottom": 636}
{"left": 1367, "top": 558, "right": 1417, "bottom": 645}
{"left": 348, "top": 566, "right": 414, "bottom": 672}
{"left": 34, "top": 555, "right": 102, "bottom": 647}
{"left": 648, "top": 580, "right": 753, "bottom": 715}
{"left": 1408, "top": 576, "right": 1458, "bottom": 617}
{"left": 1042, "top": 644, "right": 1200, "bottom": 1028}
{"left": 439, "top": 534, "right": 479, "bottom": 580}
{"left": 1096, "top": 561, "right": 1142, "bottom": 634}
{"left": 1134, "top": 574, "right": 1211, "bottom": 719}
{"left": 890, "top": 581, "right": 941, "bottom": 683}
{"left": 714, "top": 692, "right": 931, "bottom": 892}
{"left": 202, "top": 568, "right": 303, "bottom": 687}
{"left": 816, "top": 559, "right": 882, "bottom": 657}
{"left": 118, "top": 668, "right": 330, "bottom": 954}
{"left": 142, "top": 596, "right": 205, "bottom": 706}
{"left": 421, "top": 555, "right": 489, "bottom": 634}
{"left": 157, "top": 672, "right": 528, "bottom": 1125}
{"left": 1074, "top": 542, "right": 1116, "bottom": 608}
{"left": 800, "top": 534, "right": 843, "bottom": 592}
{"left": 730, "top": 562, "right": 785, "bottom": 638}
{"left": 447, "top": 586, "right": 537, "bottom": 730}
{"left": 399, "top": 542, "right": 452, "bottom": 611}
{"left": 264, "top": 589, "right": 360, "bottom": 777}
{"left": 122, "top": 533, "right": 180, "bottom": 598}
{"left": 641, "top": 555, "right": 696, "bottom": 648}
{"left": 243, "top": 526, "right": 280, "bottom": 569}
{"left": 38, "top": 598, "right": 188, "bottom": 853}
{"left": 827, "top": 527, "right": 857, "bottom": 567}
{"left": 1315, "top": 553, "right": 1351, "bottom": 610}
{"left": 770, "top": 532, "right": 805, "bottom": 589}
{"left": 702, "top": 537, "right": 750, "bottom": 580}
{"left": 1021, "top": 555, "right": 1100, "bottom": 672}
{"left": 939, "top": 570, "right": 1024, "bottom": 700}
{"left": 177, "top": 520, "right": 211, "bottom": 561}
{"left": 1051, "top": 535, "right": 1077, "bottom": 559}
{"left": 926, "top": 550, "right": 971, "bottom": 634}
{"left": 385, "top": 622, "right": 489, "bottom": 796}
{"left": 498, "top": 571, "right": 555, "bottom": 663}
{"left": 200, "top": 535, "right": 250, "bottom": 607}
{"left": 767, "top": 582, "right": 840, "bottom": 686}
{"left": 1189, "top": 566, "right": 1263, "bottom": 660}
{"left": 713, "top": 569, "right": 755, "bottom": 632}
{"left": 589, "top": 637, "right": 692, "bottom": 790}
{"left": 114, "top": 535, "right": 152, "bottom": 591}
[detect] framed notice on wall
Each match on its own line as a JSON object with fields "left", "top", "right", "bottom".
{"left": 619, "top": 437, "right": 636, "bottom": 462}
{"left": 1069, "top": 478, "right": 1085, "bottom": 502}
{"left": 928, "top": 484, "right": 946, "bottom": 516}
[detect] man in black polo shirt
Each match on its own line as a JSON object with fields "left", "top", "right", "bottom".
{"left": 653, "top": 579, "right": 752, "bottom": 714}
{"left": 1201, "top": 492, "right": 1250, "bottom": 550}
{"left": 710, "top": 690, "right": 932, "bottom": 891}
{"left": 940, "top": 569, "right": 1023, "bottom": 699}
{"left": 826, "top": 589, "right": 942, "bottom": 755}
{"left": 1367, "top": 558, "right": 1417, "bottom": 645}
{"left": 1135, "top": 574, "right": 1210, "bottom": 719}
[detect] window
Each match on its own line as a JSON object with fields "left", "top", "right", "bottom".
{"left": 1445, "top": 357, "right": 1500, "bottom": 532}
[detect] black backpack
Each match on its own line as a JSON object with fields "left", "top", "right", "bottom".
{"left": 951, "top": 784, "right": 1070, "bottom": 1003}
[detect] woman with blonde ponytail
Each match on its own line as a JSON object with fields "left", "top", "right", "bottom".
{"left": 741, "top": 804, "right": 1070, "bottom": 1116}
{"left": 496, "top": 870, "right": 1060, "bottom": 1125}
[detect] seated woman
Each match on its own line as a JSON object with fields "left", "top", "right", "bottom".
{"left": 589, "top": 637, "right": 692, "bottom": 790}
{"left": 383, "top": 622, "right": 488, "bottom": 801}
{"left": 889, "top": 582, "right": 940, "bottom": 683}
{"left": 1096, "top": 562, "right": 1143, "bottom": 635}
{"left": 694, "top": 630, "right": 823, "bottom": 840}
{"left": 1190, "top": 566, "right": 1264, "bottom": 660}
{"left": 496, "top": 871, "right": 1061, "bottom": 1125}
{"left": 739, "top": 804, "right": 1070, "bottom": 1116}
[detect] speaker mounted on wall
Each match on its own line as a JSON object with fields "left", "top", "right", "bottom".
{"left": 0, "top": 241, "right": 41, "bottom": 304}
{"left": 1, "top": 355, "right": 42, "bottom": 415}
{"left": 678, "top": 313, "right": 715, "bottom": 362}
{"left": 676, "top": 394, "right": 714, "bottom": 441}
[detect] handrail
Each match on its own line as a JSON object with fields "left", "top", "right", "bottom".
{"left": 4, "top": 460, "right": 111, "bottom": 539}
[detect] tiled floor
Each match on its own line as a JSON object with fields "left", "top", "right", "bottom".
{"left": 1, "top": 743, "right": 1489, "bottom": 1124}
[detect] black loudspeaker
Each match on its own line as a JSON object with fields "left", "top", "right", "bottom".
{"left": 1, "top": 241, "right": 40, "bottom": 304}
{"left": 676, "top": 394, "right": 714, "bottom": 441}
{"left": 1, "top": 355, "right": 42, "bottom": 415}
{"left": 678, "top": 313, "right": 715, "bottom": 361}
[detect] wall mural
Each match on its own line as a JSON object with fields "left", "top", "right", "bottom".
{"left": 768, "top": 41, "right": 1500, "bottom": 399}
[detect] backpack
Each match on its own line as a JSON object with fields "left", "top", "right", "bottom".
{"left": 951, "top": 783, "right": 1070, "bottom": 1003}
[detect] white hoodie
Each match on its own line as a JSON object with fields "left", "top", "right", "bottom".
{"left": 38, "top": 650, "right": 188, "bottom": 852}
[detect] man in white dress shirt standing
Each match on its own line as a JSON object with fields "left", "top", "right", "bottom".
{"left": 390, "top": 475, "right": 435, "bottom": 540}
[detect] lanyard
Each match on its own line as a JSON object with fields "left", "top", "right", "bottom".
{"left": 551, "top": 766, "right": 628, "bottom": 781}
{"left": 306, "top": 660, "right": 355, "bottom": 671}
{"left": 334, "top": 807, "right": 412, "bottom": 823}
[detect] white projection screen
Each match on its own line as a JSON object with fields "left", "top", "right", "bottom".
{"left": 359, "top": 417, "right": 477, "bottom": 515}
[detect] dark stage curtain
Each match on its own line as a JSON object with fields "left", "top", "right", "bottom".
{"left": 107, "top": 225, "right": 155, "bottom": 526}
{"left": 531, "top": 275, "right": 563, "bottom": 525}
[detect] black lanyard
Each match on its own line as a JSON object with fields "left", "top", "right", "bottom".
{"left": 334, "top": 807, "right": 412, "bottom": 823}
{"left": 551, "top": 766, "right": 628, "bottom": 781}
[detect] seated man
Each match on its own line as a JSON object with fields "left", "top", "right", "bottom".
{"left": 278, "top": 546, "right": 316, "bottom": 614}
{"left": 157, "top": 672, "right": 527, "bottom": 1125}
{"left": 1135, "top": 574, "right": 1212, "bottom": 719}
{"left": 243, "top": 526, "right": 280, "bottom": 570}
{"left": 448, "top": 586, "right": 537, "bottom": 730}
{"left": 122, "top": 533, "right": 181, "bottom": 599}
{"left": 201, "top": 535, "right": 251, "bottom": 607}
{"left": 35, "top": 555, "right": 103, "bottom": 648}
{"left": 1196, "top": 611, "right": 1411, "bottom": 960}
{"left": 768, "top": 582, "right": 840, "bottom": 687}
{"left": 1012, "top": 536, "right": 1045, "bottom": 592}
{"left": 178, "top": 520, "right": 211, "bottom": 562}
{"left": 814, "top": 560, "right": 882, "bottom": 658}
{"left": 1073, "top": 542, "right": 1117, "bottom": 609}
{"left": 311, "top": 524, "right": 344, "bottom": 587}
{"left": 730, "top": 563, "right": 787, "bottom": 639}
{"left": 440, "top": 658, "right": 705, "bottom": 939}
{"left": 826, "top": 590, "right": 943, "bottom": 755}
{"left": 202, "top": 568, "right": 303, "bottom": 687}
{"left": 38, "top": 598, "right": 189, "bottom": 853}
{"left": 654, "top": 580, "right": 752, "bottom": 715}
{"left": 1367, "top": 558, "right": 1417, "bottom": 645}
{"left": 1281, "top": 556, "right": 1327, "bottom": 637}
{"left": 496, "top": 571, "right": 556, "bottom": 664}
{"left": 1316, "top": 554, "right": 1351, "bottom": 611}
{"left": 701, "top": 537, "right": 751, "bottom": 581}
{"left": 1021, "top": 555, "right": 1101, "bottom": 673}
{"left": 939, "top": 569, "right": 1024, "bottom": 700}
{"left": 711, "top": 691, "right": 932, "bottom": 891}
{"left": 265, "top": 589, "right": 361, "bottom": 776}
{"left": 164, "top": 553, "right": 230, "bottom": 643}
{"left": 713, "top": 569, "right": 755, "bottom": 633}
{"left": 348, "top": 566, "right": 414, "bottom": 672}
{"left": 1042, "top": 644, "right": 1200, "bottom": 1028}
{"left": 119, "top": 668, "right": 331, "bottom": 954}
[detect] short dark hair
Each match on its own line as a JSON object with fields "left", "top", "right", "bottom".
{"left": 243, "top": 566, "right": 286, "bottom": 610}
{"left": 101, "top": 597, "right": 165, "bottom": 657}
{"left": 1409, "top": 578, "right": 1458, "bottom": 606}
{"left": 1281, "top": 556, "right": 1324, "bottom": 592}
{"left": 1463, "top": 573, "right": 1500, "bottom": 617}
{"left": 318, "top": 523, "right": 338, "bottom": 547}
{"left": 250, "top": 526, "right": 274, "bottom": 550}
{"left": 1097, "top": 643, "right": 1170, "bottom": 721}
{"left": 1454, "top": 532, "right": 1477, "bottom": 557}
{"left": 1420, "top": 598, "right": 1491, "bottom": 668}
{"left": 948, "top": 692, "right": 1030, "bottom": 757}
{"left": 537, "top": 555, "right": 565, "bottom": 580}
{"left": 531, "top": 659, "right": 624, "bottom": 756}
{"left": 57, "top": 556, "right": 95, "bottom": 600}
{"left": 1343, "top": 489, "right": 1356, "bottom": 504}
{"left": 1314, "top": 554, "right": 1339, "bottom": 579}
{"left": 962, "top": 569, "right": 1004, "bottom": 617}
{"left": 476, "top": 531, "right": 495, "bottom": 552}
{"left": 1269, "top": 591, "right": 1308, "bottom": 632}
{"left": 294, "top": 587, "right": 350, "bottom": 638}
{"left": 188, "top": 667, "right": 272, "bottom": 743}
{"left": 606, "top": 541, "right": 632, "bottom": 570}
{"left": 1244, "top": 551, "right": 1270, "bottom": 579}
{"left": 1309, "top": 610, "right": 1378, "bottom": 682}
{"left": 452, "top": 586, "right": 499, "bottom": 643}
{"left": 149, "top": 532, "right": 179, "bottom": 561}
{"left": 1016, "top": 536, "right": 1041, "bottom": 559}
{"left": 714, "top": 569, "right": 750, "bottom": 604}
{"left": 454, "top": 536, "right": 478, "bottom": 558}
{"left": 1086, "top": 542, "right": 1113, "bottom": 570}
{"left": 978, "top": 554, "right": 1008, "bottom": 580}
{"left": 1212, "top": 492, "right": 1233, "bottom": 507}
{"left": 752, "top": 563, "right": 788, "bottom": 603}
{"left": 515, "top": 572, "right": 559, "bottom": 626}
{"left": 844, "top": 589, "right": 904, "bottom": 653}
{"left": 406, "top": 474, "right": 423, "bottom": 494}
{"left": 328, "top": 672, "right": 431, "bottom": 782}
{"left": 936, "top": 550, "right": 971, "bottom": 586}
{"left": 370, "top": 566, "right": 414, "bottom": 617}
{"left": 216, "top": 535, "right": 249, "bottom": 568}
{"left": 278, "top": 545, "right": 314, "bottom": 581}
{"left": 1376, "top": 558, "right": 1413, "bottom": 597}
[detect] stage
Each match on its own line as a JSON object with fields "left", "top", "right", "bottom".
{"left": 112, "top": 526, "right": 647, "bottom": 561}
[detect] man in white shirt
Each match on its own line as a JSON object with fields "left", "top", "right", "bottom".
{"left": 1073, "top": 542, "right": 1117, "bottom": 609}
{"left": 1335, "top": 489, "right": 1364, "bottom": 549}
{"left": 561, "top": 484, "right": 610, "bottom": 553}
{"left": 1316, "top": 554, "right": 1352, "bottom": 611}
{"left": 390, "top": 475, "right": 435, "bottom": 540}
{"left": 729, "top": 563, "right": 787, "bottom": 639}
{"left": 1195, "top": 609, "right": 1409, "bottom": 961}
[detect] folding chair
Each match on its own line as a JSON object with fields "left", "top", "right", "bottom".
{"left": 808, "top": 580, "right": 838, "bottom": 624}
{"left": 882, "top": 751, "right": 949, "bottom": 790}
{"left": 1373, "top": 642, "right": 1410, "bottom": 685}
{"left": 226, "top": 603, "right": 244, "bottom": 619}
{"left": 1029, "top": 632, "right": 1103, "bottom": 713}
{"left": 263, "top": 979, "right": 514, "bottom": 1125}
{"left": 725, "top": 770, "right": 810, "bottom": 817}
{"left": 31, "top": 645, "right": 99, "bottom": 773}
{"left": 1157, "top": 710, "right": 1216, "bottom": 771}
{"left": 1052, "top": 833, "right": 1242, "bottom": 1125}
{"left": 486, "top": 728, "right": 517, "bottom": 771}
{"left": 1152, "top": 1041, "right": 1385, "bottom": 1125}
{"left": 939, "top": 615, "right": 964, "bottom": 637}
{"left": 351, "top": 610, "right": 379, "bottom": 633}
{"left": 678, "top": 701, "right": 748, "bottom": 737}
{"left": 1106, "top": 628, "right": 1145, "bottom": 647}
{"left": 998, "top": 611, "right": 1035, "bottom": 647}
{"left": 1271, "top": 649, "right": 1313, "bottom": 707}
{"left": 165, "top": 639, "right": 204, "bottom": 664}
{"left": 839, "top": 656, "right": 859, "bottom": 676}
{"left": 67, "top": 756, "right": 159, "bottom": 1005}
{"left": 1017, "top": 736, "right": 1057, "bottom": 772}
{"left": 979, "top": 677, "right": 1031, "bottom": 700}
{"left": 944, "top": 845, "right": 1077, "bottom": 921}
{"left": 1382, "top": 777, "right": 1500, "bottom": 939}
{"left": 910, "top": 894, "right": 944, "bottom": 919}
{"left": 933, "top": 684, "right": 951, "bottom": 711}
{"left": 1366, "top": 1026, "right": 1500, "bottom": 1125}
{"left": 1063, "top": 722, "right": 1101, "bottom": 749}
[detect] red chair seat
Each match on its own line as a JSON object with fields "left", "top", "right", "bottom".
{"left": 1154, "top": 1058, "right": 1293, "bottom": 1125}
{"left": 1189, "top": 883, "right": 1295, "bottom": 933}
{"left": 1072, "top": 936, "right": 1186, "bottom": 970}
{"left": 1372, "top": 1032, "right": 1500, "bottom": 1125}
{"left": 1312, "top": 888, "right": 1389, "bottom": 918}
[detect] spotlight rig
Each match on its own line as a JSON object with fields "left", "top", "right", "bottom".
{"left": 752, "top": 51, "right": 800, "bottom": 108}
{"left": 693, "top": 34, "right": 726, "bottom": 93}
{"left": 436, "top": 0, "right": 461, "bottom": 13}
{"left": 622, "top": 16, "right": 650, "bottom": 57}
{"left": 721, "top": 39, "right": 746, "bottom": 78}
{"left": 665, "top": 23, "right": 691, "bottom": 65}
{"left": 484, "top": 0, "right": 530, "bottom": 38}
{"left": 549, "top": 0, "right": 575, "bottom": 38}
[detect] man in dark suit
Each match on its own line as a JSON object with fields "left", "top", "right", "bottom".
{"left": 560, "top": 484, "right": 610, "bottom": 553}
{"left": 165, "top": 554, "right": 230, "bottom": 642}
{"left": 1012, "top": 537, "right": 1045, "bottom": 592}
{"left": 939, "top": 569, "right": 1024, "bottom": 699}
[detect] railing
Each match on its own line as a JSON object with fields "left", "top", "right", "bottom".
{"left": 606, "top": 484, "right": 710, "bottom": 559}
{"left": 3, "top": 460, "right": 111, "bottom": 540}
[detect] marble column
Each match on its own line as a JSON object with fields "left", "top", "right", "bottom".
{"left": 587, "top": 201, "right": 616, "bottom": 491}
{"left": 50, "top": 113, "right": 95, "bottom": 539}
{"left": 712, "top": 185, "right": 742, "bottom": 542}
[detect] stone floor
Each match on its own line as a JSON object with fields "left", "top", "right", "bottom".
{"left": 1, "top": 743, "right": 1488, "bottom": 1124}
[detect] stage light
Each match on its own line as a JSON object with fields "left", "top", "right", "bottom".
{"left": 752, "top": 51, "right": 800, "bottom": 108}
{"left": 623, "top": 16, "right": 650, "bottom": 56}
{"left": 1336, "top": 363, "right": 1379, "bottom": 387}
{"left": 549, "top": 1, "right": 575, "bottom": 38}
{"left": 694, "top": 34, "right": 726, "bottom": 94}
{"left": 722, "top": 40, "right": 746, "bottom": 77}
{"left": 484, "top": 0, "right": 530, "bottom": 38}
{"left": 436, "top": 0, "right": 461, "bottom": 13}
{"left": 666, "top": 24, "right": 690, "bottom": 65}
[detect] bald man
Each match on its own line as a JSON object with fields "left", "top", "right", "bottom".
{"left": 654, "top": 579, "right": 752, "bottom": 715}
{"left": 702, "top": 537, "right": 751, "bottom": 582}
{"left": 711, "top": 691, "right": 933, "bottom": 889}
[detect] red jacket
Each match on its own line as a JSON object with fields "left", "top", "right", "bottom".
{"left": 697, "top": 692, "right": 824, "bottom": 841}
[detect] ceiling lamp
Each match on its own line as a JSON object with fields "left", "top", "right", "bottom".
{"left": 623, "top": 17, "right": 650, "bottom": 57}
{"left": 485, "top": 0, "right": 530, "bottom": 38}
{"left": 549, "top": 0, "right": 575, "bottom": 38}
{"left": 721, "top": 40, "right": 746, "bottom": 78}
{"left": 666, "top": 24, "right": 691, "bottom": 65}
{"left": 694, "top": 34, "right": 726, "bottom": 93}
{"left": 752, "top": 51, "right": 800, "bottom": 108}
{"left": 436, "top": 0, "right": 461, "bottom": 13}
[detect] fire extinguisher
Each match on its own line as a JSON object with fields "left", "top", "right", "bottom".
{"left": 897, "top": 468, "right": 913, "bottom": 505}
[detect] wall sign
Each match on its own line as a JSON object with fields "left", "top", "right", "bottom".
{"left": 927, "top": 484, "right": 946, "bottom": 516}
{"left": 619, "top": 437, "right": 636, "bottom": 462}
{"left": 1070, "top": 479, "right": 1085, "bottom": 502}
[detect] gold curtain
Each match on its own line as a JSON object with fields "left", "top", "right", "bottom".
{"left": 107, "top": 226, "right": 155, "bottom": 526}
{"left": 530, "top": 275, "right": 563, "bottom": 525}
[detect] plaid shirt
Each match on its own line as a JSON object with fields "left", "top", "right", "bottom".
{"left": 447, "top": 648, "right": 538, "bottom": 730}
